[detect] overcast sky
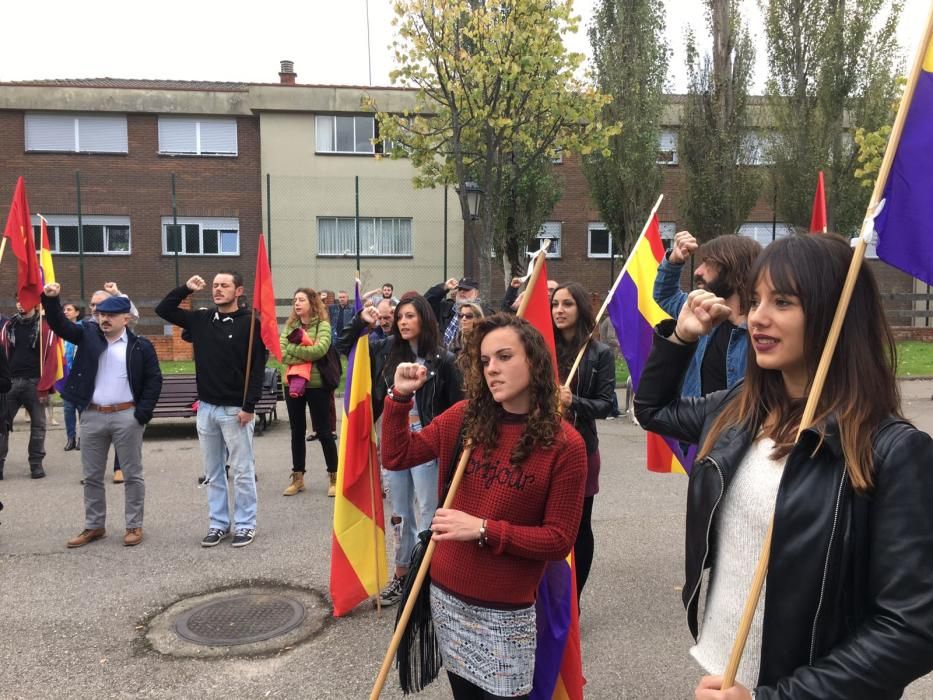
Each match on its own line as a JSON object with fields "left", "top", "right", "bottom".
{"left": 0, "top": 0, "right": 927, "bottom": 93}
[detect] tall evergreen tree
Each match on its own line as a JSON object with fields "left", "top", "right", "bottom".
{"left": 583, "top": 0, "right": 669, "bottom": 256}
{"left": 764, "top": 0, "right": 902, "bottom": 234}
{"left": 680, "top": 0, "right": 760, "bottom": 241}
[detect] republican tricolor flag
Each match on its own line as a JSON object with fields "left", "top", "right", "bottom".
{"left": 330, "top": 282, "right": 388, "bottom": 616}
{"left": 37, "top": 216, "right": 65, "bottom": 388}
{"left": 607, "top": 213, "right": 696, "bottom": 474}
{"left": 519, "top": 249, "right": 585, "bottom": 700}
{"left": 874, "top": 28, "right": 933, "bottom": 285}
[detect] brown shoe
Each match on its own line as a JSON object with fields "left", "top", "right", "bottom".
{"left": 67, "top": 528, "right": 106, "bottom": 548}
{"left": 123, "top": 527, "right": 143, "bottom": 546}
{"left": 113, "top": 469, "right": 125, "bottom": 484}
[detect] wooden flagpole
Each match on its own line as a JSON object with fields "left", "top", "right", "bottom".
{"left": 564, "top": 194, "right": 664, "bottom": 386}
{"left": 721, "top": 9, "right": 933, "bottom": 688}
{"left": 359, "top": 272, "right": 385, "bottom": 613}
{"left": 369, "top": 244, "right": 550, "bottom": 700}
{"left": 242, "top": 308, "right": 257, "bottom": 406}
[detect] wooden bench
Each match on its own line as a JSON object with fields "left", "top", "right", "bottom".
{"left": 152, "top": 371, "right": 283, "bottom": 434}
{"left": 152, "top": 375, "right": 199, "bottom": 419}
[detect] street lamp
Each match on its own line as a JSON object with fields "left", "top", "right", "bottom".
{"left": 457, "top": 181, "right": 484, "bottom": 220}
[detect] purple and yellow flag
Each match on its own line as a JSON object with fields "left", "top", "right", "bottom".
{"left": 875, "top": 31, "right": 933, "bottom": 284}
{"left": 330, "top": 283, "right": 388, "bottom": 617}
{"left": 521, "top": 250, "right": 584, "bottom": 700}
{"left": 607, "top": 214, "right": 696, "bottom": 474}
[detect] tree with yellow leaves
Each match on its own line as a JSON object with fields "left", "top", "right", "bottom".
{"left": 374, "top": 0, "right": 620, "bottom": 294}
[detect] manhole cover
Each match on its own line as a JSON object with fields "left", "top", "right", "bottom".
{"left": 175, "top": 594, "right": 305, "bottom": 646}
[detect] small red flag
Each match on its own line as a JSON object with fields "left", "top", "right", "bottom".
{"left": 809, "top": 171, "right": 827, "bottom": 234}
{"left": 2, "top": 177, "right": 43, "bottom": 309}
{"left": 253, "top": 233, "right": 282, "bottom": 362}
{"left": 520, "top": 254, "right": 559, "bottom": 380}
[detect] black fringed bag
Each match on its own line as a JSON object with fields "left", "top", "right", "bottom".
{"left": 394, "top": 425, "right": 465, "bottom": 694}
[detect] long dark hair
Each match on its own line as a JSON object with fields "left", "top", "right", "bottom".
{"left": 384, "top": 294, "right": 440, "bottom": 378}
{"left": 698, "top": 234, "right": 900, "bottom": 491}
{"left": 461, "top": 313, "right": 562, "bottom": 467}
{"left": 552, "top": 282, "right": 596, "bottom": 380}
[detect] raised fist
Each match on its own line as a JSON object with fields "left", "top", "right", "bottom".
{"left": 668, "top": 231, "right": 699, "bottom": 265}
{"left": 186, "top": 275, "right": 206, "bottom": 292}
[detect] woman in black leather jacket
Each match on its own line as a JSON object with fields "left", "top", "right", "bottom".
{"left": 551, "top": 282, "right": 615, "bottom": 600}
{"left": 337, "top": 294, "right": 462, "bottom": 606}
{"left": 635, "top": 234, "right": 933, "bottom": 700}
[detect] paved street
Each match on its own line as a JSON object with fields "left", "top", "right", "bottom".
{"left": 1, "top": 382, "right": 932, "bottom": 699}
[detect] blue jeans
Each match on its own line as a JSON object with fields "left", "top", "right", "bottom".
{"left": 63, "top": 399, "right": 78, "bottom": 440}
{"left": 196, "top": 401, "right": 257, "bottom": 532}
{"left": 384, "top": 451, "right": 439, "bottom": 568}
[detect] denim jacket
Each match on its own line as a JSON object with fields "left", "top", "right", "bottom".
{"left": 652, "top": 254, "right": 749, "bottom": 397}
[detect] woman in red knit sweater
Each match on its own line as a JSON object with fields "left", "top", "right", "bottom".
{"left": 382, "top": 313, "right": 587, "bottom": 700}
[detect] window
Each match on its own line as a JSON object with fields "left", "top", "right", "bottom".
{"left": 588, "top": 223, "right": 614, "bottom": 258}
{"left": 738, "top": 222, "right": 794, "bottom": 247}
{"left": 317, "top": 217, "right": 412, "bottom": 256}
{"left": 25, "top": 113, "right": 127, "bottom": 153}
{"left": 161, "top": 217, "right": 239, "bottom": 255}
{"left": 535, "top": 221, "right": 562, "bottom": 259}
{"left": 158, "top": 117, "right": 238, "bottom": 156}
{"left": 660, "top": 221, "right": 677, "bottom": 249}
{"left": 657, "top": 130, "right": 678, "bottom": 165}
{"left": 739, "top": 131, "right": 778, "bottom": 166}
{"left": 315, "top": 115, "right": 389, "bottom": 155}
{"left": 31, "top": 216, "right": 131, "bottom": 254}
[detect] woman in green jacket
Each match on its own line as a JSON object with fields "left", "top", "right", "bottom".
{"left": 280, "top": 287, "right": 336, "bottom": 496}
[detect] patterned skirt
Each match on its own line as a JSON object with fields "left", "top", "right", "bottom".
{"left": 430, "top": 585, "right": 537, "bottom": 697}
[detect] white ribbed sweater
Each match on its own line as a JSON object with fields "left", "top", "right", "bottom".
{"left": 691, "top": 437, "right": 786, "bottom": 690}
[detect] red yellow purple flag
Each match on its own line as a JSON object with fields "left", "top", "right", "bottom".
{"left": 874, "top": 26, "right": 933, "bottom": 285}
{"left": 2, "top": 177, "right": 43, "bottom": 310}
{"left": 37, "top": 216, "right": 65, "bottom": 386}
{"left": 606, "top": 210, "right": 696, "bottom": 474}
{"left": 330, "top": 282, "right": 388, "bottom": 617}
{"left": 252, "top": 233, "right": 282, "bottom": 362}
{"left": 520, "top": 248, "right": 585, "bottom": 700}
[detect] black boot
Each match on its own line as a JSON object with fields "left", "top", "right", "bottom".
{"left": 64, "top": 437, "right": 76, "bottom": 451}
{"left": 0, "top": 461, "right": 4, "bottom": 480}
{"left": 30, "top": 463, "right": 45, "bottom": 479}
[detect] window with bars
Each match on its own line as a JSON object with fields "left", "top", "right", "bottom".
{"left": 738, "top": 222, "right": 794, "bottom": 247}
{"left": 158, "top": 117, "right": 238, "bottom": 156}
{"left": 317, "top": 217, "right": 413, "bottom": 256}
{"left": 161, "top": 217, "right": 239, "bottom": 255}
{"left": 25, "top": 113, "right": 128, "bottom": 153}
{"left": 31, "top": 216, "right": 130, "bottom": 254}
{"left": 535, "top": 221, "right": 562, "bottom": 258}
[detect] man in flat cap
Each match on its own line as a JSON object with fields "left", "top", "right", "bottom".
{"left": 424, "top": 276, "right": 493, "bottom": 349}
{"left": 42, "top": 284, "right": 162, "bottom": 548}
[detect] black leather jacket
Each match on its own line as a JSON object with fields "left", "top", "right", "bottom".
{"left": 337, "top": 314, "right": 462, "bottom": 425}
{"left": 634, "top": 321, "right": 933, "bottom": 699}
{"left": 563, "top": 340, "right": 615, "bottom": 455}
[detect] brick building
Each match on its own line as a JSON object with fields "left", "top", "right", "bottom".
{"left": 0, "top": 79, "right": 262, "bottom": 351}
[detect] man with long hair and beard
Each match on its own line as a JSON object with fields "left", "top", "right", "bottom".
{"left": 654, "top": 232, "right": 761, "bottom": 399}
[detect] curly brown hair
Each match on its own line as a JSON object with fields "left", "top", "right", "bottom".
{"left": 286, "top": 287, "right": 329, "bottom": 327}
{"left": 460, "top": 313, "right": 562, "bottom": 467}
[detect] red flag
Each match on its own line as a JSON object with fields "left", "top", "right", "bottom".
{"left": 809, "top": 171, "right": 827, "bottom": 234}
{"left": 253, "top": 233, "right": 282, "bottom": 362}
{"left": 520, "top": 254, "right": 558, "bottom": 379}
{"left": 2, "top": 177, "right": 43, "bottom": 309}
